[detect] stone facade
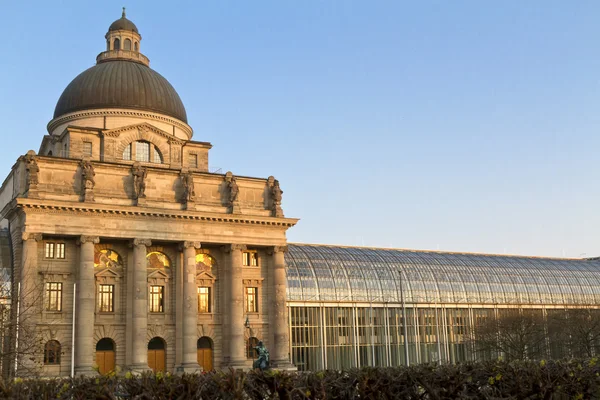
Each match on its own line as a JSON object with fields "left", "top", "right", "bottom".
{"left": 0, "top": 12, "right": 297, "bottom": 377}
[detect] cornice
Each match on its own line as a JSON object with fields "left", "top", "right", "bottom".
{"left": 14, "top": 198, "right": 299, "bottom": 228}
{"left": 47, "top": 109, "right": 193, "bottom": 138}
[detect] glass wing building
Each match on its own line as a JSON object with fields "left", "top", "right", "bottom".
{"left": 285, "top": 244, "right": 600, "bottom": 370}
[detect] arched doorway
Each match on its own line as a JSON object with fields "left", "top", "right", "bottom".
{"left": 96, "top": 338, "right": 115, "bottom": 375}
{"left": 197, "top": 337, "right": 213, "bottom": 371}
{"left": 147, "top": 337, "right": 166, "bottom": 372}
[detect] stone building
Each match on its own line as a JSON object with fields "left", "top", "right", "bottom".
{"left": 0, "top": 11, "right": 296, "bottom": 377}
{"left": 4, "top": 10, "right": 600, "bottom": 378}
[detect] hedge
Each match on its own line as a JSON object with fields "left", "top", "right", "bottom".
{"left": 1, "top": 359, "right": 600, "bottom": 399}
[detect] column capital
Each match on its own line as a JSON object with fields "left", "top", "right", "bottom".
{"left": 268, "top": 245, "right": 288, "bottom": 255}
{"left": 130, "top": 238, "right": 152, "bottom": 248}
{"left": 21, "top": 232, "right": 42, "bottom": 242}
{"left": 180, "top": 241, "right": 201, "bottom": 251}
{"left": 77, "top": 236, "right": 99, "bottom": 245}
{"left": 222, "top": 243, "right": 247, "bottom": 253}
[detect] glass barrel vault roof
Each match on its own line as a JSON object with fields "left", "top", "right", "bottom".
{"left": 284, "top": 244, "right": 600, "bottom": 305}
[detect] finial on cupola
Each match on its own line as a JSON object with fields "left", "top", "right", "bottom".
{"left": 122, "top": 7, "right": 126, "bottom": 18}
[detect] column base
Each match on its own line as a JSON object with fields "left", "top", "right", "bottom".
{"left": 74, "top": 365, "right": 97, "bottom": 376}
{"left": 175, "top": 362, "right": 201, "bottom": 374}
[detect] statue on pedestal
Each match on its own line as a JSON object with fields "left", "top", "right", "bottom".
{"left": 252, "top": 341, "right": 270, "bottom": 370}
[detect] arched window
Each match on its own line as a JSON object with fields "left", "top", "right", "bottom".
{"left": 96, "top": 338, "right": 115, "bottom": 351}
{"left": 153, "top": 147, "right": 163, "bottom": 164}
{"left": 122, "top": 143, "right": 131, "bottom": 160}
{"left": 246, "top": 337, "right": 259, "bottom": 359}
{"left": 47, "top": 151, "right": 53, "bottom": 156}
{"left": 124, "top": 39, "right": 131, "bottom": 51}
{"left": 44, "top": 340, "right": 61, "bottom": 364}
{"left": 134, "top": 42, "right": 139, "bottom": 52}
{"left": 113, "top": 38, "right": 120, "bottom": 51}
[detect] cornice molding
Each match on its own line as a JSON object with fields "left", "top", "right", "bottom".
{"left": 14, "top": 199, "right": 298, "bottom": 228}
{"left": 47, "top": 109, "right": 193, "bottom": 138}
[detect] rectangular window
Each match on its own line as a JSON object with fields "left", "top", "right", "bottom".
{"left": 136, "top": 141, "right": 150, "bottom": 162}
{"left": 242, "top": 251, "right": 258, "bottom": 267}
{"left": 245, "top": 287, "right": 257, "bottom": 313}
{"left": 123, "top": 143, "right": 131, "bottom": 160}
{"left": 45, "top": 282, "right": 62, "bottom": 311}
{"left": 149, "top": 285, "right": 164, "bottom": 312}
{"left": 98, "top": 284, "right": 114, "bottom": 312}
{"left": 56, "top": 243, "right": 65, "bottom": 259}
{"left": 45, "top": 243, "right": 54, "bottom": 258}
{"left": 189, "top": 154, "right": 198, "bottom": 168}
{"left": 83, "top": 141, "right": 92, "bottom": 157}
{"left": 198, "top": 286, "right": 211, "bottom": 313}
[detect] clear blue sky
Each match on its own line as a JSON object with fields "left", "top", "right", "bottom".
{"left": 1, "top": 1, "right": 599, "bottom": 258}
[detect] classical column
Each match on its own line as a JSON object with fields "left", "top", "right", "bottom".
{"left": 176, "top": 241, "right": 201, "bottom": 373}
{"left": 17, "top": 232, "right": 42, "bottom": 373}
{"left": 268, "top": 246, "right": 295, "bottom": 369}
{"left": 224, "top": 244, "right": 246, "bottom": 367}
{"left": 129, "top": 238, "right": 151, "bottom": 372}
{"left": 74, "top": 235, "right": 99, "bottom": 376}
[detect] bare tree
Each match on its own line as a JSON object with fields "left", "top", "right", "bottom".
{"left": 469, "top": 308, "right": 547, "bottom": 361}
{"left": 548, "top": 308, "right": 600, "bottom": 359}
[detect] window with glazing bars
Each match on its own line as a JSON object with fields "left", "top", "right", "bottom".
{"left": 45, "top": 243, "right": 54, "bottom": 258}
{"left": 136, "top": 141, "right": 150, "bottom": 162}
{"left": 98, "top": 284, "right": 114, "bottom": 312}
{"left": 198, "top": 286, "right": 211, "bottom": 313}
{"left": 149, "top": 285, "right": 164, "bottom": 312}
{"left": 245, "top": 287, "right": 257, "bottom": 312}
{"left": 153, "top": 147, "right": 162, "bottom": 164}
{"left": 44, "top": 340, "right": 61, "bottom": 364}
{"left": 45, "top": 282, "right": 62, "bottom": 311}
{"left": 56, "top": 243, "right": 65, "bottom": 259}
{"left": 243, "top": 252, "right": 258, "bottom": 267}
{"left": 122, "top": 144, "right": 131, "bottom": 160}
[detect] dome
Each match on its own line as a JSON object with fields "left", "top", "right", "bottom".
{"left": 109, "top": 9, "right": 138, "bottom": 32}
{"left": 53, "top": 60, "right": 188, "bottom": 123}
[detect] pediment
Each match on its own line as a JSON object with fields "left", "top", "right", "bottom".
{"left": 196, "top": 271, "right": 216, "bottom": 281}
{"left": 95, "top": 268, "right": 121, "bottom": 278}
{"left": 95, "top": 268, "right": 121, "bottom": 283}
{"left": 103, "top": 122, "right": 185, "bottom": 145}
{"left": 148, "top": 269, "right": 170, "bottom": 281}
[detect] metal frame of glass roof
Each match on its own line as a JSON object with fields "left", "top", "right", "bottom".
{"left": 285, "top": 244, "right": 600, "bottom": 305}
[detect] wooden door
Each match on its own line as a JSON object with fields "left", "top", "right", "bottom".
{"left": 148, "top": 349, "right": 165, "bottom": 372}
{"left": 197, "top": 348, "right": 213, "bottom": 371}
{"left": 96, "top": 350, "right": 115, "bottom": 375}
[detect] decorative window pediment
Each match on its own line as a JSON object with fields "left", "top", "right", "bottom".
{"left": 196, "top": 271, "right": 216, "bottom": 286}
{"left": 148, "top": 269, "right": 169, "bottom": 284}
{"left": 95, "top": 268, "right": 121, "bottom": 284}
